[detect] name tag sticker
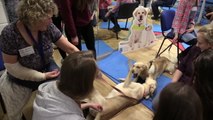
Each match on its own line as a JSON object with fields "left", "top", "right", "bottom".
{"left": 18, "top": 46, "right": 35, "bottom": 57}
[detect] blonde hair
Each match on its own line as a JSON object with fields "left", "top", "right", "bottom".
{"left": 16, "top": 0, "right": 58, "bottom": 26}
{"left": 198, "top": 24, "right": 213, "bottom": 45}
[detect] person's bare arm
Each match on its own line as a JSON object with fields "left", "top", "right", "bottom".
{"left": 81, "top": 102, "right": 103, "bottom": 111}
{"left": 55, "top": 35, "right": 79, "bottom": 54}
{"left": 172, "top": 69, "right": 183, "bottom": 82}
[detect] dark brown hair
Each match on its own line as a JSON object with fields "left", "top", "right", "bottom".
{"left": 193, "top": 48, "right": 213, "bottom": 120}
{"left": 153, "top": 82, "right": 203, "bottom": 120}
{"left": 58, "top": 51, "right": 97, "bottom": 100}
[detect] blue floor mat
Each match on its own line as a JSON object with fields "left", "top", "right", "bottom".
{"left": 141, "top": 75, "right": 171, "bottom": 111}
{"left": 100, "top": 21, "right": 132, "bottom": 29}
{"left": 82, "top": 40, "right": 114, "bottom": 57}
{"left": 153, "top": 24, "right": 162, "bottom": 32}
{"left": 97, "top": 51, "right": 131, "bottom": 84}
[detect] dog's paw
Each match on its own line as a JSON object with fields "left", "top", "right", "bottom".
{"left": 145, "top": 25, "right": 152, "bottom": 31}
{"left": 145, "top": 95, "right": 150, "bottom": 99}
{"left": 119, "top": 78, "right": 126, "bottom": 82}
{"left": 168, "top": 71, "right": 174, "bottom": 75}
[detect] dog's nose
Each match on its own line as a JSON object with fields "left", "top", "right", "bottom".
{"left": 140, "top": 15, "right": 143, "bottom": 20}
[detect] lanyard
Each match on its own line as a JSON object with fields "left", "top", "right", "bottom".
{"left": 24, "top": 25, "right": 45, "bottom": 68}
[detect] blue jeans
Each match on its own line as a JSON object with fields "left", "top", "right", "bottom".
{"left": 180, "top": 31, "right": 197, "bottom": 44}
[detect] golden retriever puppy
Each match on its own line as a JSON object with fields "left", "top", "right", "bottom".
{"left": 148, "top": 56, "right": 176, "bottom": 80}
{"left": 83, "top": 89, "right": 106, "bottom": 118}
{"left": 94, "top": 82, "right": 151, "bottom": 120}
{"left": 94, "top": 96, "right": 137, "bottom": 120}
{"left": 123, "top": 62, "right": 149, "bottom": 87}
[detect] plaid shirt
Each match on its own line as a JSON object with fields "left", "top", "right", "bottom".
{"left": 172, "top": 0, "right": 200, "bottom": 34}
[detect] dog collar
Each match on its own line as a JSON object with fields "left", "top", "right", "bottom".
{"left": 132, "top": 24, "right": 145, "bottom": 31}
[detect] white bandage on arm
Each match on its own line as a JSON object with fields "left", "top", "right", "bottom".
{"left": 4, "top": 62, "right": 46, "bottom": 81}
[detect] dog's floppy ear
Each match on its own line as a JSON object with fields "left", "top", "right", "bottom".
{"left": 133, "top": 7, "right": 139, "bottom": 18}
{"left": 139, "top": 65, "right": 149, "bottom": 79}
{"left": 144, "top": 8, "right": 149, "bottom": 16}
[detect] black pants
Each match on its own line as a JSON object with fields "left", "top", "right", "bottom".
{"left": 52, "top": 15, "right": 67, "bottom": 59}
{"left": 151, "top": 0, "right": 167, "bottom": 18}
{"left": 109, "top": 12, "right": 120, "bottom": 29}
{"left": 65, "top": 22, "right": 96, "bottom": 59}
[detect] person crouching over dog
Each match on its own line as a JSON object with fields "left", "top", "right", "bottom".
{"left": 32, "top": 51, "right": 103, "bottom": 120}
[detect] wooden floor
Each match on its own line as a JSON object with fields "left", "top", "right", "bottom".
{"left": 1, "top": 19, "right": 178, "bottom": 120}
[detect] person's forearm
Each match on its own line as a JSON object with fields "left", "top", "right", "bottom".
{"left": 55, "top": 36, "right": 79, "bottom": 53}
{"left": 4, "top": 62, "right": 46, "bottom": 81}
{"left": 172, "top": 69, "right": 183, "bottom": 82}
{"left": 80, "top": 103, "right": 91, "bottom": 110}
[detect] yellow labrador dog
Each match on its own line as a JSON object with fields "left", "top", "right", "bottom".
{"left": 92, "top": 82, "right": 152, "bottom": 120}
{"left": 123, "top": 61, "right": 149, "bottom": 87}
{"left": 148, "top": 56, "right": 176, "bottom": 80}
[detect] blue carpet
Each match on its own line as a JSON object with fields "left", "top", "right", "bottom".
{"left": 82, "top": 40, "right": 114, "bottom": 57}
{"left": 141, "top": 75, "right": 171, "bottom": 111}
{"left": 97, "top": 51, "right": 131, "bottom": 84}
{"left": 100, "top": 21, "right": 132, "bottom": 29}
{"left": 153, "top": 24, "right": 162, "bottom": 32}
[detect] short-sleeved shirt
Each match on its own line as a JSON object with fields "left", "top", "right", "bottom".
{"left": 0, "top": 21, "right": 62, "bottom": 71}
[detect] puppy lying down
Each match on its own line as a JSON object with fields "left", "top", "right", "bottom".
{"left": 87, "top": 79, "right": 156, "bottom": 120}
{"left": 148, "top": 56, "right": 176, "bottom": 79}
{"left": 87, "top": 56, "right": 175, "bottom": 120}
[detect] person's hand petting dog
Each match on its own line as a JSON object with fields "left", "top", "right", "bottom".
{"left": 81, "top": 102, "right": 103, "bottom": 112}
